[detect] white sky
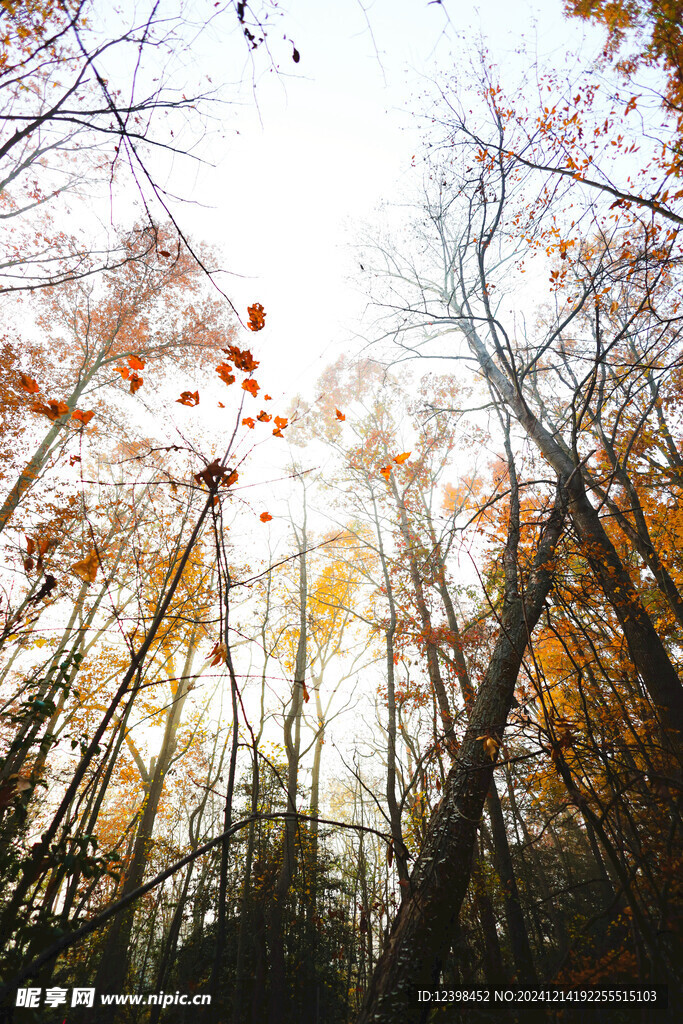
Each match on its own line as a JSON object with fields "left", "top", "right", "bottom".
{"left": 174, "top": 0, "right": 600, "bottom": 404}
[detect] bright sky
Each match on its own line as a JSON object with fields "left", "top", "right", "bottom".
{"left": 179, "top": 0, "right": 599, "bottom": 404}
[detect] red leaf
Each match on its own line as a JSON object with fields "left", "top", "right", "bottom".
{"left": 176, "top": 391, "right": 200, "bottom": 407}
{"left": 260, "top": 512, "right": 272, "bottom": 523}
{"left": 128, "top": 355, "right": 146, "bottom": 371}
{"left": 72, "top": 409, "right": 94, "bottom": 425}
{"left": 242, "top": 379, "right": 259, "bottom": 397}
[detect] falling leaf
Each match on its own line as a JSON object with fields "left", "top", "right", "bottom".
{"left": 128, "top": 372, "right": 143, "bottom": 394}
{"left": 71, "top": 550, "right": 99, "bottom": 583}
{"left": 113, "top": 365, "right": 130, "bottom": 380}
{"left": 176, "top": 391, "right": 200, "bottom": 407}
{"left": 264, "top": 394, "right": 272, "bottom": 401}
{"left": 69, "top": 455, "right": 81, "bottom": 466}
{"left": 127, "top": 355, "right": 146, "bottom": 371}
{"left": 222, "top": 469, "right": 239, "bottom": 487}
{"left": 216, "top": 363, "right": 236, "bottom": 386}
{"left": 223, "top": 344, "right": 259, "bottom": 372}
{"left": 302, "top": 681, "right": 310, "bottom": 702}
{"left": 71, "top": 409, "right": 95, "bottom": 425}
{"left": 31, "top": 400, "right": 70, "bottom": 421}
{"left": 242, "top": 417, "right": 255, "bottom": 428}
{"left": 335, "top": 409, "right": 345, "bottom": 421}
{"left": 246, "top": 302, "right": 266, "bottom": 332}
{"left": 387, "top": 843, "right": 394, "bottom": 867}
{"left": 208, "top": 641, "right": 227, "bottom": 666}
{"left": 379, "top": 466, "right": 391, "bottom": 481}
{"left": 158, "top": 249, "right": 172, "bottom": 258}
{"left": 242, "top": 379, "right": 259, "bottom": 397}
{"left": 19, "top": 373, "right": 40, "bottom": 394}
{"left": 25, "top": 537, "right": 35, "bottom": 556}
{"left": 260, "top": 512, "right": 272, "bottom": 523}
{"left": 31, "top": 574, "right": 57, "bottom": 603}
{"left": 292, "top": 44, "right": 300, "bottom": 63}
{"left": 393, "top": 452, "right": 411, "bottom": 465}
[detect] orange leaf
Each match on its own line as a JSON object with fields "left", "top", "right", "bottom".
{"left": 242, "top": 379, "right": 259, "bottom": 397}
{"left": 379, "top": 466, "right": 391, "bottom": 481}
{"left": 19, "top": 374, "right": 40, "bottom": 394}
{"left": 31, "top": 400, "right": 69, "bottom": 421}
{"left": 257, "top": 410, "right": 272, "bottom": 423}
{"left": 246, "top": 302, "right": 266, "bottom": 332}
{"left": 242, "top": 417, "right": 255, "bottom": 428}
{"left": 335, "top": 408, "right": 345, "bottom": 421}
{"left": 260, "top": 512, "right": 272, "bottom": 523}
{"left": 272, "top": 428, "right": 284, "bottom": 437}
{"left": 216, "top": 363, "right": 236, "bottom": 386}
{"left": 302, "top": 681, "right": 310, "bottom": 702}
{"left": 393, "top": 452, "right": 411, "bottom": 465}
{"left": 71, "top": 409, "right": 94, "bottom": 425}
{"left": 113, "top": 365, "right": 130, "bottom": 380}
{"left": 218, "top": 402, "right": 225, "bottom": 408}
{"left": 176, "top": 391, "right": 200, "bottom": 407}
{"left": 223, "top": 469, "right": 239, "bottom": 487}
{"left": 128, "top": 355, "right": 146, "bottom": 371}
{"left": 222, "top": 344, "right": 259, "bottom": 372}
{"left": 274, "top": 415, "right": 288, "bottom": 429}
{"left": 128, "top": 373, "right": 143, "bottom": 394}
{"left": 264, "top": 394, "right": 272, "bottom": 401}
{"left": 71, "top": 549, "right": 99, "bottom": 583}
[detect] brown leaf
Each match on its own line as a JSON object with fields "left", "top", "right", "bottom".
{"left": 31, "top": 574, "right": 57, "bottom": 603}
{"left": 31, "top": 400, "right": 70, "bottom": 421}
{"left": 19, "top": 373, "right": 40, "bottom": 394}
{"left": 208, "top": 641, "right": 227, "bottom": 666}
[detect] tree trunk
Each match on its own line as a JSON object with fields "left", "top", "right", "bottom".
{"left": 356, "top": 482, "right": 565, "bottom": 1023}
